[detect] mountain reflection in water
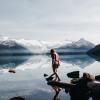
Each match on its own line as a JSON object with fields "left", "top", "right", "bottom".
{"left": 0, "top": 54, "right": 96, "bottom": 69}
{"left": 0, "top": 56, "right": 29, "bottom": 69}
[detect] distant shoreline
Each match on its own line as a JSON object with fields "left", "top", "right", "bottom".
{"left": 0, "top": 52, "right": 87, "bottom": 56}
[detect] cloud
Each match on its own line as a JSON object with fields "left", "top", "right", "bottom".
{"left": 0, "top": 0, "right": 100, "bottom": 43}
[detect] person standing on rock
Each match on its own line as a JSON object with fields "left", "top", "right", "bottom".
{"left": 50, "top": 49, "right": 60, "bottom": 81}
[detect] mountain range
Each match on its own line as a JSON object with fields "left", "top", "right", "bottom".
{"left": 0, "top": 38, "right": 96, "bottom": 55}
{"left": 56, "top": 38, "right": 95, "bottom": 54}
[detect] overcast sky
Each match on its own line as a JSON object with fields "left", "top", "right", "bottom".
{"left": 0, "top": 0, "right": 100, "bottom": 44}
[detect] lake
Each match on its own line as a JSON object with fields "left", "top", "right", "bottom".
{"left": 0, "top": 54, "right": 99, "bottom": 100}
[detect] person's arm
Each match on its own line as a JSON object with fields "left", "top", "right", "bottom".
{"left": 52, "top": 54, "right": 56, "bottom": 65}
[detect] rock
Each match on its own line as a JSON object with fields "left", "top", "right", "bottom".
{"left": 89, "top": 82, "right": 100, "bottom": 100}
{"left": 9, "top": 96, "right": 25, "bottom": 100}
{"left": 67, "top": 71, "right": 79, "bottom": 78}
{"left": 8, "top": 69, "right": 16, "bottom": 73}
{"left": 48, "top": 81, "right": 75, "bottom": 89}
{"left": 44, "top": 73, "right": 48, "bottom": 77}
{"left": 46, "top": 72, "right": 100, "bottom": 100}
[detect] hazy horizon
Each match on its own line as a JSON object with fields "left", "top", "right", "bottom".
{"left": 0, "top": 0, "right": 100, "bottom": 44}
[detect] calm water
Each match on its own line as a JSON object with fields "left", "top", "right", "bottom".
{"left": 0, "top": 54, "right": 99, "bottom": 100}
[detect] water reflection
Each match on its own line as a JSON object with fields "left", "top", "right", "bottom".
{"left": 60, "top": 55, "right": 95, "bottom": 68}
{"left": 44, "top": 73, "right": 61, "bottom": 100}
{"left": 0, "top": 54, "right": 98, "bottom": 70}
{"left": 0, "top": 56, "right": 30, "bottom": 69}
{"left": 87, "top": 54, "right": 100, "bottom": 62}
{"left": 0, "top": 54, "right": 100, "bottom": 100}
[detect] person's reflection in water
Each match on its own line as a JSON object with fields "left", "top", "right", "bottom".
{"left": 44, "top": 72, "right": 61, "bottom": 100}
{"left": 52, "top": 85, "right": 61, "bottom": 100}
{"left": 50, "top": 73, "right": 61, "bottom": 100}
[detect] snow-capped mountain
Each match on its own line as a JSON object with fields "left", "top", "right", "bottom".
{"left": 69, "top": 38, "right": 95, "bottom": 49}
{"left": 0, "top": 40, "right": 17, "bottom": 47}
{"left": 15, "top": 39, "right": 71, "bottom": 54}
{"left": 0, "top": 37, "right": 95, "bottom": 54}
{"left": 0, "top": 37, "right": 72, "bottom": 54}
{"left": 56, "top": 38, "right": 95, "bottom": 53}
{"left": 0, "top": 39, "right": 32, "bottom": 55}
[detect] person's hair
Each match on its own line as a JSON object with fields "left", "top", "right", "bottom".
{"left": 83, "top": 73, "right": 95, "bottom": 81}
{"left": 50, "top": 49, "right": 55, "bottom": 54}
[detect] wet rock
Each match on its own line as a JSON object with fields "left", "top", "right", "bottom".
{"left": 67, "top": 71, "right": 79, "bottom": 78}
{"left": 9, "top": 96, "right": 25, "bottom": 100}
{"left": 8, "top": 69, "right": 16, "bottom": 73}
{"left": 44, "top": 73, "right": 48, "bottom": 77}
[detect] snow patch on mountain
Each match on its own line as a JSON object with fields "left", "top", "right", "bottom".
{"left": 57, "top": 38, "right": 95, "bottom": 52}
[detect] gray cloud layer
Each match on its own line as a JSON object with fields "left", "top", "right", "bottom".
{"left": 0, "top": 0, "right": 100, "bottom": 43}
